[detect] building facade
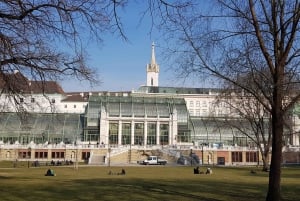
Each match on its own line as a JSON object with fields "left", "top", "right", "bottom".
{"left": 0, "top": 43, "right": 299, "bottom": 148}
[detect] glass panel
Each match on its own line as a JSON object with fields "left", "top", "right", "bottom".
{"left": 109, "top": 122, "right": 118, "bottom": 144}
{"left": 134, "top": 123, "right": 144, "bottom": 145}
{"left": 133, "top": 103, "right": 145, "bottom": 117}
{"left": 160, "top": 123, "right": 169, "bottom": 145}
{"left": 121, "top": 103, "right": 132, "bottom": 117}
{"left": 147, "top": 122, "right": 156, "bottom": 145}
{"left": 122, "top": 123, "right": 131, "bottom": 144}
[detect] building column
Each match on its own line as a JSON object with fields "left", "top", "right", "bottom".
{"left": 156, "top": 121, "right": 160, "bottom": 145}
{"left": 169, "top": 120, "right": 172, "bottom": 145}
{"left": 172, "top": 109, "right": 178, "bottom": 145}
{"left": 99, "top": 119, "right": 108, "bottom": 146}
{"left": 99, "top": 107, "right": 108, "bottom": 145}
{"left": 144, "top": 121, "right": 148, "bottom": 146}
{"left": 131, "top": 120, "right": 135, "bottom": 145}
{"left": 292, "top": 132, "right": 300, "bottom": 146}
{"left": 118, "top": 120, "right": 122, "bottom": 145}
{"left": 242, "top": 151, "right": 246, "bottom": 165}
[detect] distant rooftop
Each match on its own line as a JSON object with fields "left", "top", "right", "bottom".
{"left": 135, "top": 86, "right": 220, "bottom": 95}
{"left": 0, "top": 71, "right": 64, "bottom": 94}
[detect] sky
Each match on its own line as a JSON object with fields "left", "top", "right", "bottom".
{"left": 60, "top": 2, "right": 179, "bottom": 92}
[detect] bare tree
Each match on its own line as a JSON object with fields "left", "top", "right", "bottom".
{"left": 0, "top": 0, "right": 128, "bottom": 95}
{"left": 149, "top": 0, "right": 300, "bottom": 200}
{"left": 217, "top": 89, "right": 272, "bottom": 171}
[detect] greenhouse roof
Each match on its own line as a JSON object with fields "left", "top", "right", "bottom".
{"left": 0, "top": 113, "right": 82, "bottom": 139}
{"left": 135, "top": 86, "right": 220, "bottom": 95}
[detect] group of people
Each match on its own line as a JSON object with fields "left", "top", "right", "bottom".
{"left": 194, "top": 166, "right": 213, "bottom": 174}
{"left": 108, "top": 168, "right": 126, "bottom": 175}
{"left": 50, "top": 160, "right": 73, "bottom": 166}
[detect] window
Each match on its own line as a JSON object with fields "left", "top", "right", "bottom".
{"left": 64, "top": 104, "right": 67, "bottom": 108}
{"left": 189, "top": 101, "right": 194, "bottom": 107}
{"left": 18, "top": 151, "right": 30, "bottom": 159}
{"left": 82, "top": 152, "right": 90, "bottom": 160}
{"left": 232, "top": 152, "right": 243, "bottom": 162}
{"left": 196, "top": 101, "right": 200, "bottom": 107}
{"left": 109, "top": 122, "right": 118, "bottom": 135}
{"left": 109, "top": 122, "right": 119, "bottom": 144}
{"left": 31, "top": 98, "right": 35, "bottom": 103}
{"left": 160, "top": 123, "right": 169, "bottom": 145}
{"left": 85, "top": 130, "right": 99, "bottom": 142}
{"left": 35, "top": 152, "right": 48, "bottom": 159}
{"left": 122, "top": 123, "right": 131, "bottom": 135}
{"left": 20, "top": 98, "right": 24, "bottom": 103}
{"left": 177, "top": 125, "right": 190, "bottom": 143}
{"left": 246, "top": 152, "right": 257, "bottom": 162}
{"left": 74, "top": 105, "right": 76, "bottom": 108}
{"left": 134, "top": 123, "right": 144, "bottom": 145}
{"left": 51, "top": 151, "right": 65, "bottom": 159}
{"left": 147, "top": 122, "right": 156, "bottom": 145}
{"left": 122, "top": 123, "right": 131, "bottom": 145}
{"left": 51, "top": 99, "right": 55, "bottom": 103}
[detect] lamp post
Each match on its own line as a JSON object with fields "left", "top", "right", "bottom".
{"left": 200, "top": 143, "right": 208, "bottom": 165}
{"left": 27, "top": 147, "right": 31, "bottom": 168}
{"left": 201, "top": 144, "right": 204, "bottom": 165}
{"left": 73, "top": 140, "right": 79, "bottom": 170}
{"left": 190, "top": 148, "right": 193, "bottom": 166}
{"left": 108, "top": 146, "right": 111, "bottom": 167}
{"left": 75, "top": 144, "right": 78, "bottom": 170}
{"left": 129, "top": 141, "right": 132, "bottom": 164}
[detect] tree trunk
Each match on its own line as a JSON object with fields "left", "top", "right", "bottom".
{"left": 261, "top": 152, "right": 270, "bottom": 172}
{"left": 258, "top": 144, "right": 270, "bottom": 172}
{"left": 266, "top": 97, "right": 283, "bottom": 201}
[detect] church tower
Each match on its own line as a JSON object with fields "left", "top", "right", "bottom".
{"left": 146, "top": 42, "right": 159, "bottom": 87}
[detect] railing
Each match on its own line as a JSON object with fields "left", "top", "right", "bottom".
{"left": 1, "top": 143, "right": 299, "bottom": 152}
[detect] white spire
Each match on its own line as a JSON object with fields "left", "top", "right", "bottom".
{"left": 146, "top": 42, "right": 159, "bottom": 87}
{"left": 151, "top": 42, "right": 156, "bottom": 65}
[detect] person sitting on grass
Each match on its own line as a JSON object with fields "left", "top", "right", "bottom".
{"left": 194, "top": 166, "right": 200, "bottom": 174}
{"left": 206, "top": 168, "right": 212, "bottom": 174}
{"left": 45, "top": 169, "right": 56, "bottom": 176}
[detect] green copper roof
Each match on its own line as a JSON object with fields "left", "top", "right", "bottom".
{"left": 136, "top": 86, "right": 219, "bottom": 94}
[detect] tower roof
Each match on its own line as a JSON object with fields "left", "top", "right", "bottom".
{"left": 147, "top": 42, "right": 159, "bottom": 73}
{"left": 151, "top": 42, "right": 156, "bottom": 65}
{"left": 146, "top": 42, "right": 159, "bottom": 87}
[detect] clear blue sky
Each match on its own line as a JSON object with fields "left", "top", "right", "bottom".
{"left": 60, "top": 2, "right": 197, "bottom": 92}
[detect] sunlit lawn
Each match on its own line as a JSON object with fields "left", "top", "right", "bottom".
{"left": 0, "top": 163, "right": 299, "bottom": 201}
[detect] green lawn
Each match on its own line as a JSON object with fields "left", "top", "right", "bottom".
{"left": 0, "top": 164, "right": 299, "bottom": 201}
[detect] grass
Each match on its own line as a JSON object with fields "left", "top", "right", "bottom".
{"left": 0, "top": 164, "right": 299, "bottom": 201}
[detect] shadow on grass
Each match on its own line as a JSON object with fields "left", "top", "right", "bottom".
{"left": 0, "top": 166, "right": 299, "bottom": 201}
{"left": 0, "top": 177, "right": 268, "bottom": 201}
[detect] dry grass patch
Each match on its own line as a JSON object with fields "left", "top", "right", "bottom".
{"left": 0, "top": 165, "right": 299, "bottom": 201}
